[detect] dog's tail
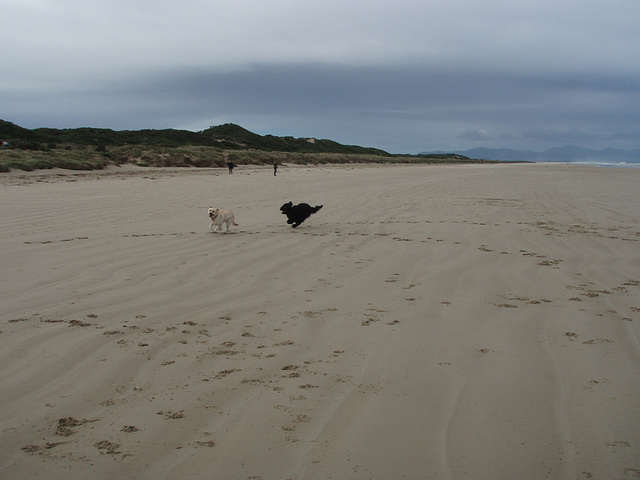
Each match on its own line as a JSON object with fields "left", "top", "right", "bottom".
{"left": 312, "top": 205, "right": 323, "bottom": 214}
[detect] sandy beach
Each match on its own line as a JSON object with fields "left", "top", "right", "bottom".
{"left": 1, "top": 163, "right": 639, "bottom": 480}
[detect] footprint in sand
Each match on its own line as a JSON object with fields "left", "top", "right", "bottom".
{"left": 191, "top": 440, "right": 216, "bottom": 448}
{"left": 581, "top": 338, "right": 614, "bottom": 345}
{"left": 55, "top": 417, "right": 99, "bottom": 436}
{"left": 22, "top": 442, "right": 67, "bottom": 453}
{"left": 475, "top": 348, "right": 495, "bottom": 357}
{"left": 94, "top": 440, "right": 121, "bottom": 455}
{"left": 157, "top": 410, "right": 184, "bottom": 419}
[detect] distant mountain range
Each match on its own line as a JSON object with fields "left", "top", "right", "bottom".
{"left": 422, "top": 146, "right": 640, "bottom": 163}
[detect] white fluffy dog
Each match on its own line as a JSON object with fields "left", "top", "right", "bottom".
{"left": 208, "top": 207, "right": 238, "bottom": 232}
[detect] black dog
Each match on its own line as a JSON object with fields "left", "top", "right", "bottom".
{"left": 280, "top": 201, "right": 323, "bottom": 228}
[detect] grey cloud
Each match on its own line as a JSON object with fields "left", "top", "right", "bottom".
{"left": 4, "top": 62, "right": 640, "bottom": 152}
{"left": 522, "top": 128, "right": 592, "bottom": 143}
{"left": 457, "top": 129, "right": 494, "bottom": 142}
{"left": 1, "top": 0, "right": 639, "bottom": 152}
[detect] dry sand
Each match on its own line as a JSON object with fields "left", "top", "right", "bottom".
{"left": 1, "top": 163, "right": 639, "bottom": 480}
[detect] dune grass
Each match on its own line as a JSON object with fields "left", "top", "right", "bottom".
{"left": 0, "top": 144, "right": 500, "bottom": 173}
{"left": 0, "top": 147, "right": 111, "bottom": 172}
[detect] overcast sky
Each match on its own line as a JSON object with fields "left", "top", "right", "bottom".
{"left": 2, "top": 0, "right": 639, "bottom": 153}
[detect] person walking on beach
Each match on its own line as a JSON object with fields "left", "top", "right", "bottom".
{"left": 227, "top": 160, "right": 235, "bottom": 174}
{"left": 273, "top": 160, "right": 278, "bottom": 176}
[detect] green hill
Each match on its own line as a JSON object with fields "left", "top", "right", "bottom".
{"left": 1, "top": 119, "right": 497, "bottom": 172}
{"left": 0, "top": 120, "right": 388, "bottom": 155}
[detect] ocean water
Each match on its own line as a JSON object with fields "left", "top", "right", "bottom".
{"left": 546, "top": 160, "right": 640, "bottom": 169}
{"left": 578, "top": 162, "right": 640, "bottom": 169}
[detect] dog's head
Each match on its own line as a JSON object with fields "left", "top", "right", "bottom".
{"left": 280, "top": 201, "right": 292, "bottom": 213}
{"left": 208, "top": 207, "right": 219, "bottom": 219}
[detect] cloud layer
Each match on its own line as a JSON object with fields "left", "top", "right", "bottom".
{"left": 2, "top": 0, "right": 639, "bottom": 153}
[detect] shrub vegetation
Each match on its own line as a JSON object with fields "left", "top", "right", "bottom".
{"left": 1, "top": 119, "right": 502, "bottom": 172}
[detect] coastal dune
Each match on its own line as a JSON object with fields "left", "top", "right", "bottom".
{"left": 1, "top": 163, "right": 639, "bottom": 479}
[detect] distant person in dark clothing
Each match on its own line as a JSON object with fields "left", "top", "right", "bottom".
{"left": 273, "top": 160, "right": 278, "bottom": 176}
{"left": 227, "top": 161, "right": 235, "bottom": 174}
